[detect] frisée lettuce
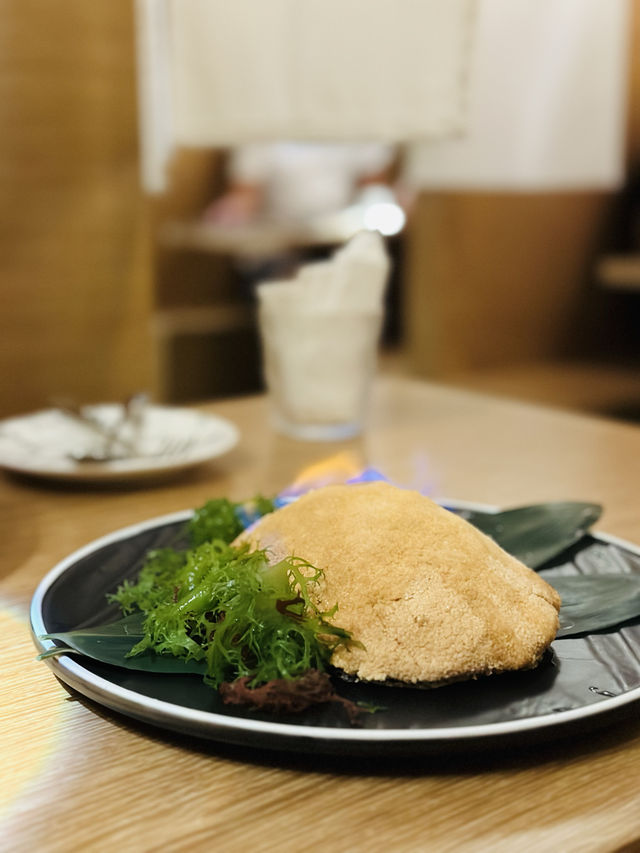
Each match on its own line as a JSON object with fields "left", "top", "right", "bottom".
{"left": 108, "top": 538, "right": 354, "bottom": 689}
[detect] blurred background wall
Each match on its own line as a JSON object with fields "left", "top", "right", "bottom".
{"left": 1, "top": 0, "right": 639, "bottom": 420}
{"left": 404, "top": 0, "right": 640, "bottom": 417}
{"left": 0, "top": 0, "right": 155, "bottom": 417}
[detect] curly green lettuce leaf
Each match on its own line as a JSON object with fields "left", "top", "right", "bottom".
{"left": 111, "top": 547, "right": 186, "bottom": 615}
{"left": 109, "top": 539, "right": 353, "bottom": 688}
{"left": 188, "top": 495, "right": 276, "bottom": 547}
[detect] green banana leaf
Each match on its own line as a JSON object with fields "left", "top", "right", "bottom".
{"left": 38, "top": 500, "right": 636, "bottom": 680}
{"left": 39, "top": 614, "right": 207, "bottom": 676}
{"left": 552, "top": 574, "right": 640, "bottom": 637}
{"left": 38, "top": 575, "right": 640, "bottom": 677}
{"left": 462, "top": 501, "right": 602, "bottom": 568}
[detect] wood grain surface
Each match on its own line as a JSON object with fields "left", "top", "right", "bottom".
{"left": 1, "top": 377, "right": 640, "bottom": 853}
{"left": 0, "top": 0, "right": 155, "bottom": 417}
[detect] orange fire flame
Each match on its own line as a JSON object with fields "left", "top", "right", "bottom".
{"left": 282, "top": 451, "right": 365, "bottom": 496}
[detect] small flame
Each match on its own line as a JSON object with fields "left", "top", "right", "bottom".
{"left": 346, "top": 468, "right": 389, "bottom": 485}
{"left": 274, "top": 452, "right": 435, "bottom": 510}
{"left": 279, "top": 452, "right": 362, "bottom": 495}
{"left": 274, "top": 452, "right": 390, "bottom": 507}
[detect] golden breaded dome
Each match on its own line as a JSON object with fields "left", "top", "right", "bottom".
{"left": 236, "top": 482, "right": 561, "bottom": 685}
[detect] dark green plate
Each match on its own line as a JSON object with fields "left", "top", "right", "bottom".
{"left": 30, "top": 503, "right": 640, "bottom": 756}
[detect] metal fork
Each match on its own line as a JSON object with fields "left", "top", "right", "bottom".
{"left": 148, "top": 435, "right": 196, "bottom": 458}
{"left": 68, "top": 434, "right": 195, "bottom": 463}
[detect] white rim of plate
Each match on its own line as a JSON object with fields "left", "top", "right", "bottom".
{"left": 30, "top": 501, "right": 640, "bottom": 746}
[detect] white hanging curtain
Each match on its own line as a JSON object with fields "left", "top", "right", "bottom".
{"left": 135, "top": 0, "right": 475, "bottom": 192}
{"left": 404, "top": 0, "right": 631, "bottom": 191}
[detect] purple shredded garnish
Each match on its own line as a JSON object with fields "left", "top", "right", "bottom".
{"left": 220, "top": 670, "right": 365, "bottom": 723}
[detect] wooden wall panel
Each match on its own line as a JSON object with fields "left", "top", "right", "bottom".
{"left": 0, "top": 0, "right": 155, "bottom": 417}
{"left": 404, "top": 191, "right": 617, "bottom": 377}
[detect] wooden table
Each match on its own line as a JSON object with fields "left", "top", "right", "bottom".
{"left": 2, "top": 377, "right": 640, "bottom": 852}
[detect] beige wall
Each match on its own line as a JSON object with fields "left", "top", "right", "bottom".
{"left": 404, "top": 0, "right": 640, "bottom": 380}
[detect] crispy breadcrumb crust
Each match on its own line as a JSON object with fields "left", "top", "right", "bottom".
{"left": 236, "top": 483, "right": 561, "bottom": 684}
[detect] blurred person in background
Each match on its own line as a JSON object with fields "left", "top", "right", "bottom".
{"left": 204, "top": 141, "right": 398, "bottom": 227}
{"left": 201, "top": 141, "right": 406, "bottom": 314}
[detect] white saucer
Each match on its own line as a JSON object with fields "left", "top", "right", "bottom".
{"left": 0, "top": 404, "right": 239, "bottom": 482}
